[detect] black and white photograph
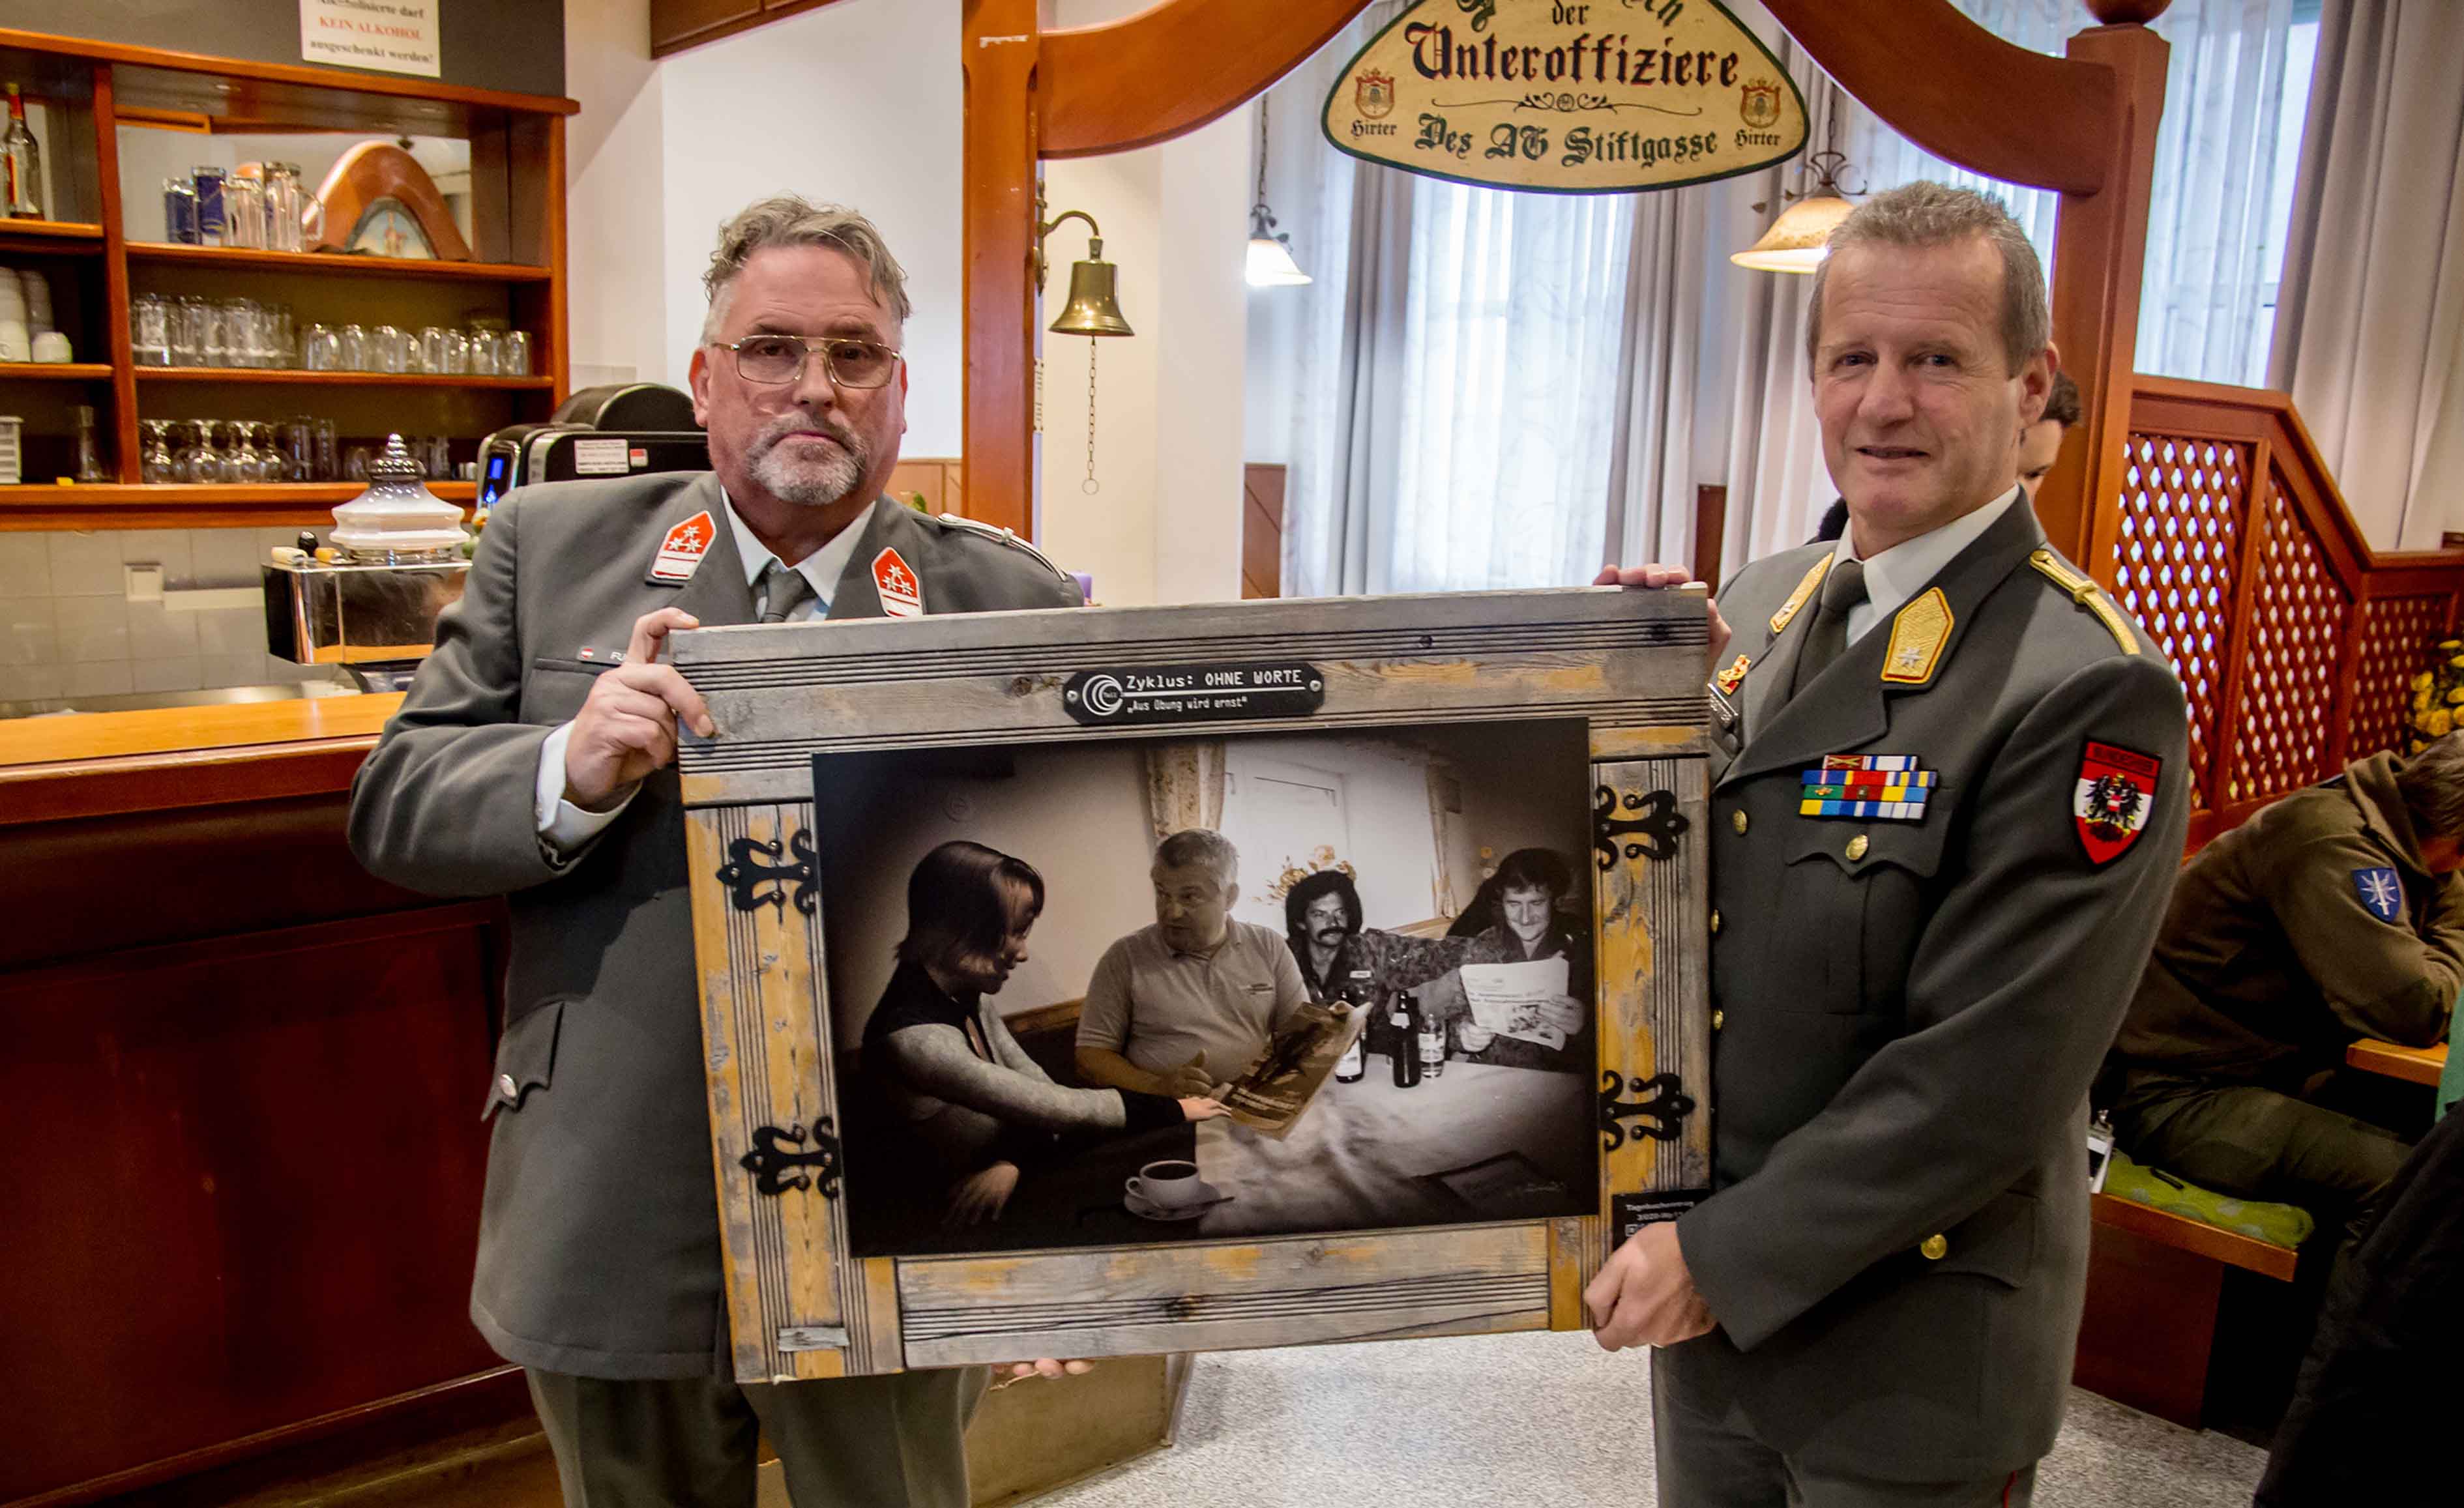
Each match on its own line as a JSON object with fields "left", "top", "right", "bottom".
{"left": 812, "top": 719, "right": 1600, "bottom": 1256}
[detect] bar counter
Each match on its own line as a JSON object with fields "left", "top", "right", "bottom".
{"left": 0, "top": 698, "right": 522, "bottom": 1507}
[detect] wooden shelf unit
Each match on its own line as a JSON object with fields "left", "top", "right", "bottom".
{"left": 135, "top": 368, "right": 555, "bottom": 389}
{"left": 0, "top": 27, "right": 576, "bottom": 532}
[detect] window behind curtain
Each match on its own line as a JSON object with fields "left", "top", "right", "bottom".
{"left": 1383, "top": 179, "right": 1636, "bottom": 592}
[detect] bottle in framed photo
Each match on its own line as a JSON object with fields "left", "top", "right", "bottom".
{"left": 1417, "top": 993, "right": 1447, "bottom": 1079}
{"left": 1333, "top": 983, "right": 1366, "bottom": 1084}
{"left": 1390, "top": 991, "right": 1422, "bottom": 1089}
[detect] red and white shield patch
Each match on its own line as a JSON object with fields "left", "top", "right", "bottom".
{"left": 2074, "top": 740, "right": 2160, "bottom": 866}
{"left": 648, "top": 509, "right": 715, "bottom": 584}
{"left": 872, "top": 547, "right": 923, "bottom": 618}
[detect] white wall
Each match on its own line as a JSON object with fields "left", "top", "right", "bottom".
{"left": 565, "top": 0, "right": 965, "bottom": 452}
{"left": 565, "top": 0, "right": 669, "bottom": 390}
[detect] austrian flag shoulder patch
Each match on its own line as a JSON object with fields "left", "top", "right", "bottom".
{"left": 2074, "top": 740, "right": 2161, "bottom": 865}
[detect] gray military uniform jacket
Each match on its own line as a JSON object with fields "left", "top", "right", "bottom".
{"left": 1665, "top": 498, "right": 2190, "bottom": 1481}
{"left": 347, "top": 469, "right": 1079, "bottom": 1378}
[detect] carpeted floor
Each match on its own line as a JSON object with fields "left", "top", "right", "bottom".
{"left": 1040, "top": 1330, "right": 2268, "bottom": 1507}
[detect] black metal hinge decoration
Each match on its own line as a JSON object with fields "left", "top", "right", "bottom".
{"left": 1600, "top": 1070, "right": 1696, "bottom": 1152}
{"left": 741, "top": 1119, "right": 842, "bottom": 1198}
{"left": 1594, "top": 787, "right": 1688, "bottom": 869}
{"left": 718, "top": 828, "right": 817, "bottom": 916}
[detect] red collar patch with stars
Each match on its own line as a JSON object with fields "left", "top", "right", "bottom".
{"left": 2074, "top": 740, "right": 2161, "bottom": 865}
{"left": 873, "top": 547, "right": 923, "bottom": 618}
{"left": 647, "top": 509, "right": 714, "bottom": 584}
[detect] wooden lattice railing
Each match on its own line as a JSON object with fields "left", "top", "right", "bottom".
{"left": 2104, "top": 377, "right": 2464, "bottom": 846}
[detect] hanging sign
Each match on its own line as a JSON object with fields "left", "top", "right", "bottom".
{"left": 1324, "top": 0, "right": 1806, "bottom": 194}
{"left": 301, "top": 0, "right": 443, "bottom": 80}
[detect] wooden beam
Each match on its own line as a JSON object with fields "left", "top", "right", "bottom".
{"left": 1759, "top": 0, "right": 2117, "bottom": 194}
{"left": 961, "top": 0, "right": 1040, "bottom": 538}
{"left": 2051, "top": 23, "right": 2169, "bottom": 573}
{"left": 1039, "top": 0, "right": 1370, "bottom": 159}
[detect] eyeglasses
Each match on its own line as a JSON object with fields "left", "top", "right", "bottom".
{"left": 712, "top": 333, "right": 903, "bottom": 388}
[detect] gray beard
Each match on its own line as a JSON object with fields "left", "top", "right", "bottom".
{"left": 745, "top": 418, "right": 868, "bottom": 508}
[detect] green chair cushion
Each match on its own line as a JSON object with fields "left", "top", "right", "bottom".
{"left": 2104, "top": 1151, "right": 2316, "bottom": 1249}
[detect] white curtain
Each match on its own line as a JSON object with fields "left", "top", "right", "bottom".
{"left": 2268, "top": 0, "right": 2464, "bottom": 550}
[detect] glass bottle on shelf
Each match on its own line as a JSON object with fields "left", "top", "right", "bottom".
{"left": 139, "top": 420, "right": 175, "bottom": 484}
{"left": 3, "top": 85, "right": 41, "bottom": 220}
{"left": 73, "top": 405, "right": 107, "bottom": 483}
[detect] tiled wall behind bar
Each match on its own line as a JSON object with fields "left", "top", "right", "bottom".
{"left": 0, "top": 529, "right": 330, "bottom": 704}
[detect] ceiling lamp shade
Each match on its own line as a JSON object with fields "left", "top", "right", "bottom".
{"left": 1246, "top": 211, "right": 1312, "bottom": 287}
{"left": 1729, "top": 193, "right": 1855, "bottom": 273}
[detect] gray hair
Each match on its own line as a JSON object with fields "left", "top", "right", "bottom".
{"left": 1154, "top": 829, "right": 1240, "bottom": 890}
{"left": 1807, "top": 181, "right": 2050, "bottom": 375}
{"left": 700, "top": 196, "right": 912, "bottom": 344}
{"left": 2398, "top": 732, "right": 2464, "bottom": 841}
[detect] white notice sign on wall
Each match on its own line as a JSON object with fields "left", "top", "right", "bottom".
{"left": 301, "top": 0, "right": 442, "bottom": 80}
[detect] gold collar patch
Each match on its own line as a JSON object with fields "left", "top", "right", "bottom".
{"left": 1716, "top": 653, "right": 1752, "bottom": 695}
{"left": 1881, "top": 587, "right": 1954, "bottom": 685}
{"left": 1769, "top": 555, "right": 1835, "bottom": 636}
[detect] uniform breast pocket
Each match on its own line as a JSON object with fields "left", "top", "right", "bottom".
{"left": 521, "top": 660, "right": 608, "bottom": 725}
{"left": 1774, "top": 817, "right": 1952, "bottom": 1015}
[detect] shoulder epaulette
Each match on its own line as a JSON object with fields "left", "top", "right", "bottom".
{"left": 931, "top": 511, "right": 1075, "bottom": 587}
{"left": 1769, "top": 553, "right": 1835, "bottom": 635}
{"left": 2028, "top": 548, "right": 2140, "bottom": 656}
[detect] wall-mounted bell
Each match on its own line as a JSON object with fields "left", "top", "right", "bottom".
{"left": 1048, "top": 238, "right": 1134, "bottom": 338}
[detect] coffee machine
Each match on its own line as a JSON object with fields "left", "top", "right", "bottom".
{"left": 475, "top": 382, "right": 708, "bottom": 508}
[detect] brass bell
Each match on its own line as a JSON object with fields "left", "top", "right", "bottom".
{"left": 1049, "top": 238, "right": 1134, "bottom": 338}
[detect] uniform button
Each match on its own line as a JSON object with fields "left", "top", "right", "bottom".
{"left": 1920, "top": 1233, "right": 1948, "bottom": 1260}
{"left": 497, "top": 1073, "right": 519, "bottom": 1100}
{"left": 1731, "top": 809, "right": 1750, "bottom": 835}
{"left": 1711, "top": 1009, "right": 1725, "bottom": 1031}
{"left": 1710, "top": 908, "right": 1722, "bottom": 935}
{"left": 1845, "top": 834, "right": 1869, "bottom": 862}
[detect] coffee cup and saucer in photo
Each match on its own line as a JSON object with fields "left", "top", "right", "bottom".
{"left": 1123, "top": 1158, "right": 1224, "bottom": 1222}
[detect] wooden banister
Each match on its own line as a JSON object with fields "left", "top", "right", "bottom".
{"left": 2112, "top": 377, "right": 2464, "bottom": 847}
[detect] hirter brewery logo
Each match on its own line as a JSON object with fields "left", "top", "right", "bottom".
{"left": 1740, "top": 79, "right": 1782, "bottom": 129}
{"left": 1355, "top": 69, "right": 1396, "bottom": 119}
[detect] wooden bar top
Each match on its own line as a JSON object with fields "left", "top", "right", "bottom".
{"left": 0, "top": 695, "right": 402, "bottom": 826}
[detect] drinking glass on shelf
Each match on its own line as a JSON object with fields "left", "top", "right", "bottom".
{"left": 171, "top": 295, "right": 209, "bottom": 366}
{"left": 130, "top": 293, "right": 172, "bottom": 366}
{"left": 139, "top": 420, "right": 176, "bottom": 484}
{"left": 370, "top": 325, "right": 409, "bottom": 373}
{"left": 226, "top": 420, "right": 265, "bottom": 481}
{"left": 344, "top": 443, "right": 372, "bottom": 482}
{"left": 440, "top": 327, "right": 470, "bottom": 375}
{"left": 269, "top": 306, "right": 295, "bottom": 368}
{"left": 422, "top": 434, "right": 454, "bottom": 479}
{"left": 264, "top": 164, "right": 316, "bottom": 254}
{"left": 301, "top": 322, "right": 339, "bottom": 371}
{"left": 499, "top": 330, "right": 531, "bottom": 377}
{"left": 175, "top": 420, "right": 225, "bottom": 484}
{"left": 313, "top": 418, "right": 338, "bottom": 481}
{"left": 224, "top": 175, "right": 267, "bottom": 251}
{"left": 281, "top": 416, "right": 316, "bottom": 482}
{"left": 465, "top": 326, "right": 500, "bottom": 377}
{"left": 416, "top": 325, "right": 452, "bottom": 375}
{"left": 338, "top": 323, "right": 369, "bottom": 371}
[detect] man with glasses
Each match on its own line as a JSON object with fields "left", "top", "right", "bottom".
{"left": 349, "top": 197, "right": 1079, "bottom": 1508}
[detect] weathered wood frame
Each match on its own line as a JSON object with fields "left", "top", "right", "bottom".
{"left": 672, "top": 587, "right": 1713, "bottom": 1381}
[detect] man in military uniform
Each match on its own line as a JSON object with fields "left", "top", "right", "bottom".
{"left": 1588, "top": 183, "right": 2190, "bottom": 1506}
{"left": 2108, "top": 736, "right": 2464, "bottom": 1254}
{"left": 349, "top": 198, "right": 1080, "bottom": 1508}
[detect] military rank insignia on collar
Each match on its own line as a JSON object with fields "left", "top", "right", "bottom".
{"left": 1801, "top": 755, "right": 1935, "bottom": 820}
{"left": 2074, "top": 740, "right": 2161, "bottom": 865}
{"left": 1715, "top": 653, "right": 1751, "bottom": 696}
{"left": 2352, "top": 866, "right": 2403, "bottom": 923}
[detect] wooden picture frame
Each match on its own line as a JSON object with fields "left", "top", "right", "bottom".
{"left": 672, "top": 587, "right": 1713, "bottom": 1381}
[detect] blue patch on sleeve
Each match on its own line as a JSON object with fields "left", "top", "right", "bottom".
{"left": 2351, "top": 866, "right": 2403, "bottom": 923}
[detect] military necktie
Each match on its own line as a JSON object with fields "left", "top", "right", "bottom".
{"left": 1790, "top": 558, "right": 1868, "bottom": 697}
{"left": 754, "top": 560, "right": 817, "bottom": 624}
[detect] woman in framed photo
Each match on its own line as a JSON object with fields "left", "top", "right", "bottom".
{"left": 863, "top": 841, "right": 1225, "bottom": 1229}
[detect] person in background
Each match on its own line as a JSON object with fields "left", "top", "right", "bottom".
{"left": 865, "top": 841, "right": 1224, "bottom": 1228}
{"left": 1074, "top": 829, "right": 1311, "bottom": 1099}
{"left": 1451, "top": 848, "right": 1592, "bottom": 1073}
{"left": 1815, "top": 368, "right": 2080, "bottom": 543}
{"left": 2106, "top": 734, "right": 2464, "bottom": 1256}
